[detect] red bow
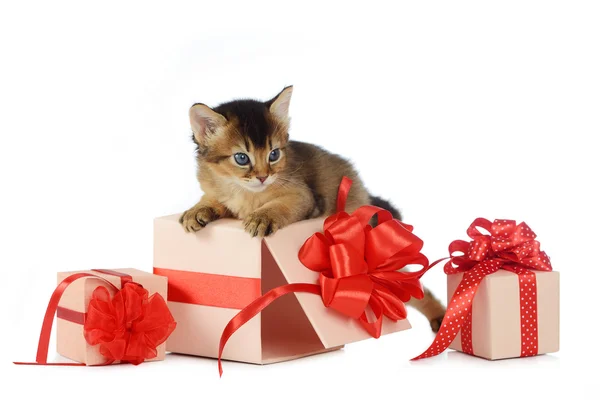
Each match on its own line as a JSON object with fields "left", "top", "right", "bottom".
{"left": 443, "top": 217, "right": 552, "bottom": 275}
{"left": 218, "top": 177, "right": 433, "bottom": 375}
{"left": 84, "top": 282, "right": 177, "bottom": 365}
{"left": 412, "top": 218, "right": 552, "bottom": 360}
{"left": 298, "top": 180, "right": 430, "bottom": 337}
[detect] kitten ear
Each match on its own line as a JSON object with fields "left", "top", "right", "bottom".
{"left": 189, "top": 103, "right": 227, "bottom": 144}
{"left": 267, "top": 85, "right": 293, "bottom": 121}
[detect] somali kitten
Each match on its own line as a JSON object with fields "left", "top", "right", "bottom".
{"left": 180, "top": 86, "right": 446, "bottom": 331}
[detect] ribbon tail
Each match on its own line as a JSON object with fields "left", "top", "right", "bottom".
{"left": 411, "top": 264, "right": 490, "bottom": 360}
{"left": 358, "top": 295, "right": 384, "bottom": 338}
{"left": 336, "top": 176, "right": 352, "bottom": 213}
{"left": 218, "top": 283, "right": 321, "bottom": 377}
{"left": 14, "top": 273, "right": 118, "bottom": 366}
{"left": 411, "top": 256, "right": 447, "bottom": 280}
{"left": 426, "top": 257, "right": 451, "bottom": 272}
{"left": 13, "top": 361, "right": 85, "bottom": 366}
{"left": 13, "top": 359, "right": 113, "bottom": 366}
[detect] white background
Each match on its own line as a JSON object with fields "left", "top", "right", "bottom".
{"left": 1, "top": 0, "right": 598, "bottom": 398}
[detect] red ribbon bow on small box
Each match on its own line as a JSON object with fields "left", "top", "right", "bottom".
{"left": 218, "top": 177, "right": 434, "bottom": 375}
{"left": 84, "top": 281, "right": 176, "bottom": 365}
{"left": 412, "top": 218, "right": 552, "bottom": 360}
{"left": 15, "top": 269, "right": 176, "bottom": 366}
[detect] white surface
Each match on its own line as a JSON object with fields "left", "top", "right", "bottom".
{"left": 1, "top": 1, "right": 598, "bottom": 398}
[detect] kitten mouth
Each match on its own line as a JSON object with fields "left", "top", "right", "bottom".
{"left": 244, "top": 183, "right": 269, "bottom": 192}
{"left": 241, "top": 175, "right": 276, "bottom": 192}
{"left": 242, "top": 177, "right": 276, "bottom": 192}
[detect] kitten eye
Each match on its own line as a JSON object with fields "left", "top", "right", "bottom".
{"left": 234, "top": 153, "right": 250, "bottom": 166}
{"left": 269, "top": 148, "right": 281, "bottom": 162}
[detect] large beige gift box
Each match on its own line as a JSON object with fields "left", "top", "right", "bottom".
{"left": 153, "top": 215, "right": 412, "bottom": 365}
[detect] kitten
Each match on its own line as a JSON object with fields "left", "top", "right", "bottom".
{"left": 180, "top": 86, "right": 445, "bottom": 331}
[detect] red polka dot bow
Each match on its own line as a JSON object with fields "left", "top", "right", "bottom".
{"left": 442, "top": 218, "right": 552, "bottom": 275}
{"left": 412, "top": 218, "right": 552, "bottom": 360}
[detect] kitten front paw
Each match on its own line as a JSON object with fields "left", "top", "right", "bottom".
{"left": 244, "top": 211, "right": 281, "bottom": 237}
{"left": 179, "top": 206, "right": 219, "bottom": 233}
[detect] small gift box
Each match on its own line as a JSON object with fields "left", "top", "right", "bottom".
{"left": 447, "top": 269, "right": 559, "bottom": 359}
{"left": 16, "top": 268, "right": 176, "bottom": 366}
{"left": 154, "top": 177, "right": 430, "bottom": 370}
{"left": 57, "top": 268, "right": 176, "bottom": 365}
{"left": 413, "top": 218, "right": 560, "bottom": 361}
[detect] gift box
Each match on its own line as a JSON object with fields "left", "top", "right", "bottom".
{"left": 154, "top": 216, "right": 411, "bottom": 364}
{"left": 153, "top": 179, "right": 429, "bottom": 367}
{"left": 413, "top": 218, "right": 560, "bottom": 361}
{"left": 54, "top": 268, "right": 174, "bottom": 365}
{"left": 447, "top": 270, "right": 559, "bottom": 359}
{"left": 16, "top": 268, "right": 176, "bottom": 366}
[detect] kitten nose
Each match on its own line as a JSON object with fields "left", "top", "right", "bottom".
{"left": 257, "top": 176, "right": 268, "bottom": 184}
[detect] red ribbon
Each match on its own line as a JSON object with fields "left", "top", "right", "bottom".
{"left": 411, "top": 218, "right": 552, "bottom": 360}
{"left": 14, "top": 269, "right": 176, "bottom": 366}
{"left": 218, "top": 176, "right": 433, "bottom": 375}
{"left": 153, "top": 267, "right": 262, "bottom": 310}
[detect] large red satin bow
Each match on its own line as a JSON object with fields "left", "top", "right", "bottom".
{"left": 14, "top": 270, "right": 176, "bottom": 366}
{"left": 298, "top": 185, "right": 430, "bottom": 337}
{"left": 218, "top": 176, "right": 433, "bottom": 375}
{"left": 412, "top": 218, "right": 552, "bottom": 360}
{"left": 84, "top": 282, "right": 177, "bottom": 365}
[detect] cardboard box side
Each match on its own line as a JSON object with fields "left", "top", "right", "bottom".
{"left": 56, "top": 273, "right": 116, "bottom": 364}
{"left": 153, "top": 215, "right": 261, "bottom": 278}
{"left": 487, "top": 271, "right": 521, "bottom": 360}
{"left": 261, "top": 241, "right": 327, "bottom": 362}
{"left": 166, "top": 302, "right": 262, "bottom": 364}
{"left": 154, "top": 214, "right": 263, "bottom": 362}
{"left": 56, "top": 319, "right": 87, "bottom": 364}
{"left": 536, "top": 271, "right": 560, "bottom": 355}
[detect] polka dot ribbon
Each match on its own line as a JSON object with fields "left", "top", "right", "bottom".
{"left": 411, "top": 218, "right": 552, "bottom": 360}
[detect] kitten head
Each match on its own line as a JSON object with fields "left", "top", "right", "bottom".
{"left": 189, "top": 86, "right": 293, "bottom": 192}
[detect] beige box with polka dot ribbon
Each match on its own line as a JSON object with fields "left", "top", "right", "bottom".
{"left": 448, "top": 270, "right": 559, "bottom": 360}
